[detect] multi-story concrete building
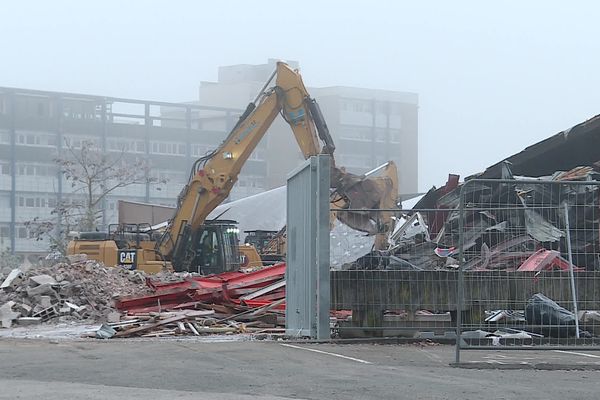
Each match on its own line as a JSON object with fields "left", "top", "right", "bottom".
{"left": 0, "top": 60, "right": 418, "bottom": 255}
{"left": 169, "top": 59, "right": 419, "bottom": 195}
{"left": 0, "top": 87, "right": 240, "bottom": 254}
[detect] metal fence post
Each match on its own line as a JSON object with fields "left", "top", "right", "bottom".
{"left": 455, "top": 180, "right": 469, "bottom": 363}
{"left": 563, "top": 201, "right": 580, "bottom": 339}
{"left": 286, "top": 155, "right": 330, "bottom": 340}
{"left": 315, "top": 155, "right": 331, "bottom": 340}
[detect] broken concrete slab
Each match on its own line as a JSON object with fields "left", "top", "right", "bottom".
{"left": 39, "top": 295, "right": 53, "bottom": 309}
{"left": 1, "top": 269, "right": 23, "bottom": 289}
{"left": 17, "top": 317, "right": 41, "bottom": 326}
{"left": 0, "top": 301, "right": 20, "bottom": 328}
{"left": 26, "top": 283, "right": 55, "bottom": 297}
{"left": 58, "top": 307, "right": 72, "bottom": 315}
{"left": 106, "top": 311, "right": 121, "bottom": 323}
{"left": 16, "top": 303, "right": 32, "bottom": 316}
{"left": 64, "top": 301, "right": 83, "bottom": 312}
{"left": 29, "top": 274, "right": 59, "bottom": 286}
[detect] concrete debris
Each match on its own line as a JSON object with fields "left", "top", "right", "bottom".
{"left": 67, "top": 254, "right": 88, "bottom": 264}
{"left": 32, "top": 305, "right": 58, "bottom": 322}
{"left": 0, "top": 259, "right": 152, "bottom": 328}
{"left": 29, "top": 274, "right": 59, "bottom": 286}
{"left": 26, "top": 284, "right": 56, "bottom": 297}
{"left": 0, "top": 301, "right": 20, "bottom": 328}
{"left": 1, "top": 269, "right": 23, "bottom": 289}
{"left": 39, "top": 295, "right": 53, "bottom": 309}
{"left": 16, "top": 317, "right": 41, "bottom": 326}
{"left": 64, "top": 301, "right": 83, "bottom": 312}
{"left": 106, "top": 311, "right": 121, "bottom": 323}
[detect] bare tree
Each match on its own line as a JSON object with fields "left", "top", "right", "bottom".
{"left": 26, "top": 139, "right": 166, "bottom": 253}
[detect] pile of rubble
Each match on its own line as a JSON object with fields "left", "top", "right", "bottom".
{"left": 348, "top": 165, "right": 600, "bottom": 271}
{"left": 102, "top": 263, "right": 287, "bottom": 338}
{"left": 0, "top": 256, "right": 150, "bottom": 328}
{"left": 1, "top": 254, "right": 289, "bottom": 338}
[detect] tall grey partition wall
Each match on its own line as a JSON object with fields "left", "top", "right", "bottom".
{"left": 285, "top": 155, "right": 331, "bottom": 339}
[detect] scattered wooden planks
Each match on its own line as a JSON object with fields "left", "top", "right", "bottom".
{"left": 108, "top": 303, "right": 283, "bottom": 338}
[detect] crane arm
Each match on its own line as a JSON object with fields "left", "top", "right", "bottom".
{"left": 157, "top": 62, "right": 333, "bottom": 263}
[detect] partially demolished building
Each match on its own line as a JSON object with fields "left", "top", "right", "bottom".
{"left": 350, "top": 114, "right": 600, "bottom": 272}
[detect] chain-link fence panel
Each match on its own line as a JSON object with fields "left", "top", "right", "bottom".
{"left": 455, "top": 178, "right": 600, "bottom": 361}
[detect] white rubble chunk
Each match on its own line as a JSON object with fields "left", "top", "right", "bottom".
{"left": 1, "top": 269, "right": 23, "bottom": 289}
{"left": 30, "top": 274, "right": 59, "bottom": 286}
{"left": 0, "top": 301, "right": 20, "bottom": 328}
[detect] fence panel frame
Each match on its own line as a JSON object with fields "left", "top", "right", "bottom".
{"left": 285, "top": 155, "right": 330, "bottom": 339}
{"left": 456, "top": 178, "right": 600, "bottom": 362}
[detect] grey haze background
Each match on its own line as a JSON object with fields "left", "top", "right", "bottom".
{"left": 2, "top": 0, "right": 599, "bottom": 192}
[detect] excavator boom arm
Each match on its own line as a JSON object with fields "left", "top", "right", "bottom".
{"left": 157, "top": 62, "right": 331, "bottom": 263}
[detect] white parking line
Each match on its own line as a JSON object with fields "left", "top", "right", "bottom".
{"left": 280, "top": 343, "right": 373, "bottom": 364}
{"left": 553, "top": 350, "right": 600, "bottom": 359}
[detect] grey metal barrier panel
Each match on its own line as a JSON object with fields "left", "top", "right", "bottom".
{"left": 330, "top": 207, "right": 460, "bottom": 339}
{"left": 286, "top": 155, "right": 330, "bottom": 339}
{"left": 455, "top": 178, "right": 600, "bottom": 362}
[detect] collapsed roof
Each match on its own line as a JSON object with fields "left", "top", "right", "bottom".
{"left": 481, "top": 114, "right": 600, "bottom": 178}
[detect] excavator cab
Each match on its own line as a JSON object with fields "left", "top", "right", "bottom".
{"left": 172, "top": 220, "right": 242, "bottom": 274}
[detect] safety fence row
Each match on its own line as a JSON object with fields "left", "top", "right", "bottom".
{"left": 329, "top": 178, "right": 600, "bottom": 360}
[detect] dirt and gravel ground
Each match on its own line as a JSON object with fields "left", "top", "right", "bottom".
{"left": 1, "top": 338, "right": 600, "bottom": 400}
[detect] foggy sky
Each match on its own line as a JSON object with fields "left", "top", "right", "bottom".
{"left": 2, "top": 1, "right": 599, "bottom": 192}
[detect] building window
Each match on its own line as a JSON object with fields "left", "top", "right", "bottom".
{"left": 237, "top": 175, "right": 265, "bottom": 189}
{"left": 338, "top": 154, "right": 370, "bottom": 169}
{"left": 18, "top": 227, "right": 27, "bottom": 239}
{"left": 15, "top": 163, "right": 56, "bottom": 176}
{"left": 375, "top": 128, "right": 388, "bottom": 142}
{"left": 63, "top": 136, "right": 98, "bottom": 150}
{"left": 390, "top": 103, "right": 403, "bottom": 115}
{"left": 0, "top": 130, "right": 10, "bottom": 144}
{"left": 16, "top": 131, "right": 57, "bottom": 147}
{"left": 150, "top": 141, "right": 186, "bottom": 156}
{"left": 17, "top": 195, "right": 55, "bottom": 208}
{"left": 249, "top": 149, "right": 265, "bottom": 161}
{"left": 389, "top": 129, "right": 402, "bottom": 143}
{"left": 191, "top": 144, "right": 215, "bottom": 157}
{"left": 0, "top": 226, "right": 9, "bottom": 238}
{"left": 107, "top": 138, "right": 145, "bottom": 154}
{"left": 1, "top": 164, "right": 10, "bottom": 175}
{"left": 339, "top": 127, "right": 371, "bottom": 141}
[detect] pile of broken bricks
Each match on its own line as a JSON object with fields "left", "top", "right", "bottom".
{"left": 0, "top": 256, "right": 151, "bottom": 329}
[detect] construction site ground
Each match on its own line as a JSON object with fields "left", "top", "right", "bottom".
{"left": 1, "top": 339, "right": 599, "bottom": 400}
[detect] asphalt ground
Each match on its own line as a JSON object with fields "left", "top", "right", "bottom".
{"left": 1, "top": 338, "right": 600, "bottom": 399}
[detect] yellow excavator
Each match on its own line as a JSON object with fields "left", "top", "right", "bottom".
{"left": 68, "top": 61, "right": 399, "bottom": 274}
